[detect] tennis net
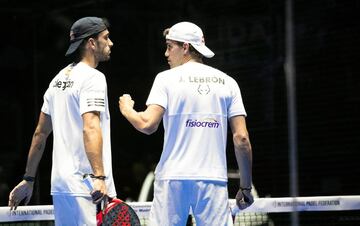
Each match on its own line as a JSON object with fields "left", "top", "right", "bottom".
{"left": 1, "top": 196, "right": 359, "bottom": 225}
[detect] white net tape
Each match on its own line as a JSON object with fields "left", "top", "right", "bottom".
{"left": 1, "top": 196, "right": 359, "bottom": 224}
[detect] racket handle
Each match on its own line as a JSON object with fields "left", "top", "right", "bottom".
{"left": 83, "top": 174, "right": 94, "bottom": 191}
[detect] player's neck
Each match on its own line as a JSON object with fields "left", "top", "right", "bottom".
{"left": 184, "top": 58, "right": 202, "bottom": 65}
{"left": 182, "top": 56, "right": 202, "bottom": 65}
{"left": 80, "top": 55, "right": 98, "bottom": 68}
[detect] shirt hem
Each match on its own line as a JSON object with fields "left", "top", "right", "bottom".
{"left": 155, "top": 175, "right": 228, "bottom": 182}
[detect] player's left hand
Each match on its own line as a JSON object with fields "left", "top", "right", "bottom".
{"left": 235, "top": 188, "right": 254, "bottom": 210}
{"left": 9, "top": 180, "right": 34, "bottom": 210}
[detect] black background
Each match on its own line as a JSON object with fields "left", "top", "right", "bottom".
{"left": 0, "top": 0, "right": 359, "bottom": 206}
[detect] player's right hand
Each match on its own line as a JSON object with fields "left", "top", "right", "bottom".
{"left": 235, "top": 188, "right": 254, "bottom": 210}
{"left": 91, "top": 178, "right": 107, "bottom": 204}
{"left": 119, "top": 94, "right": 135, "bottom": 115}
{"left": 8, "top": 180, "right": 34, "bottom": 210}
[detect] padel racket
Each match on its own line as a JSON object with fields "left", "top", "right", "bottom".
{"left": 82, "top": 174, "right": 141, "bottom": 226}
{"left": 97, "top": 197, "right": 141, "bottom": 226}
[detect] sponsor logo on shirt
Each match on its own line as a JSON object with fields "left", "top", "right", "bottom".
{"left": 185, "top": 118, "right": 220, "bottom": 128}
{"left": 52, "top": 79, "right": 74, "bottom": 91}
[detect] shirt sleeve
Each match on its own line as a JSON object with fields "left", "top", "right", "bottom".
{"left": 79, "top": 74, "right": 107, "bottom": 115}
{"left": 41, "top": 88, "right": 51, "bottom": 115}
{"left": 228, "top": 78, "right": 247, "bottom": 118}
{"left": 146, "top": 73, "right": 168, "bottom": 109}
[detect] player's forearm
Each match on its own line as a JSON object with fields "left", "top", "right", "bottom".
{"left": 25, "top": 119, "right": 52, "bottom": 177}
{"left": 24, "top": 113, "right": 52, "bottom": 178}
{"left": 83, "top": 127, "right": 104, "bottom": 176}
{"left": 24, "top": 130, "right": 48, "bottom": 177}
{"left": 122, "top": 108, "right": 157, "bottom": 135}
{"left": 234, "top": 134, "right": 253, "bottom": 188}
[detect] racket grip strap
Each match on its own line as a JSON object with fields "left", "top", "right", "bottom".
{"left": 83, "top": 174, "right": 94, "bottom": 191}
{"left": 231, "top": 205, "right": 240, "bottom": 215}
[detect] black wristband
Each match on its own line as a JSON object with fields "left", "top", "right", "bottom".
{"left": 89, "top": 174, "right": 106, "bottom": 180}
{"left": 240, "top": 186, "right": 252, "bottom": 191}
{"left": 23, "top": 175, "right": 35, "bottom": 182}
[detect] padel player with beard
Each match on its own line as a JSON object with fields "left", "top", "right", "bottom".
{"left": 8, "top": 17, "right": 116, "bottom": 225}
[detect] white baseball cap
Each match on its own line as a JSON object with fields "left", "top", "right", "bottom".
{"left": 166, "top": 22, "right": 215, "bottom": 58}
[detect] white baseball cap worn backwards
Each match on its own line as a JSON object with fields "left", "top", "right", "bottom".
{"left": 166, "top": 22, "right": 215, "bottom": 58}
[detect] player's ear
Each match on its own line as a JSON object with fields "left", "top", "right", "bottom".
{"left": 88, "top": 38, "right": 97, "bottom": 50}
{"left": 183, "top": 43, "right": 190, "bottom": 54}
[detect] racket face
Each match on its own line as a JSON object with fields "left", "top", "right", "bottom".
{"left": 102, "top": 201, "right": 141, "bottom": 226}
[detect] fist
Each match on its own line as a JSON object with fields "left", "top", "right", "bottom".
{"left": 119, "top": 94, "right": 135, "bottom": 114}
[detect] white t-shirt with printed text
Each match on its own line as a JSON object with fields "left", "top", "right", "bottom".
{"left": 41, "top": 62, "right": 116, "bottom": 197}
{"left": 146, "top": 62, "right": 246, "bottom": 182}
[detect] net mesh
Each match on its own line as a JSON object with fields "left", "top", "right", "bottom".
{"left": 1, "top": 196, "right": 359, "bottom": 226}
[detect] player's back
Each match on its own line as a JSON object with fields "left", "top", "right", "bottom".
{"left": 148, "top": 62, "right": 246, "bottom": 181}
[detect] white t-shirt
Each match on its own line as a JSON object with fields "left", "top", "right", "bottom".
{"left": 146, "top": 62, "right": 246, "bottom": 182}
{"left": 41, "top": 62, "right": 116, "bottom": 197}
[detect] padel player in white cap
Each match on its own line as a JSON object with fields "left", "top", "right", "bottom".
{"left": 8, "top": 17, "right": 116, "bottom": 225}
{"left": 119, "top": 21, "right": 254, "bottom": 225}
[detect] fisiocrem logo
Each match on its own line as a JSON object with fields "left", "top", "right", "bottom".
{"left": 185, "top": 118, "right": 220, "bottom": 128}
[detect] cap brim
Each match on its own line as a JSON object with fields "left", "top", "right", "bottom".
{"left": 192, "top": 44, "right": 215, "bottom": 58}
{"left": 65, "top": 39, "right": 83, "bottom": 56}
